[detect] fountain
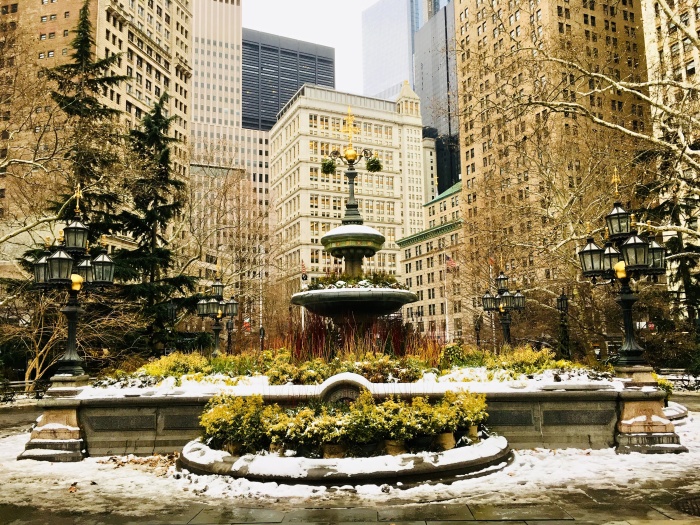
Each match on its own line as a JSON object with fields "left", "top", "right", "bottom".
{"left": 290, "top": 109, "right": 417, "bottom": 321}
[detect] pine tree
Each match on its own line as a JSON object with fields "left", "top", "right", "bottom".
{"left": 43, "top": 0, "right": 127, "bottom": 239}
{"left": 637, "top": 141, "right": 700, "bottom": 322}
{"left": 115, "top": 93, "right": 196, "bottom": 343}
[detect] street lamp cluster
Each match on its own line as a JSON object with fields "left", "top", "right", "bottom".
{"left": 482, "top": 272, "right": 525, "bottom": 345}
{"left": 577, "top": 201, "right": 666, "bottom": 366}
{"left": 196, "top": 274, "right": 238, "bottom": 357}
{"left": 32, "top": 205, "right": 115, "bottom": 377}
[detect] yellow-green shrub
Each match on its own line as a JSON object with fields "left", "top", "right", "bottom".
{"left": 441, "top": 391, "right": 487, "bottom": 430}
{"left": 140, "top": 352, "right": 211, "bottom": 379}
{"left": 200, "top": 394, "right": 280, "bottom": 453}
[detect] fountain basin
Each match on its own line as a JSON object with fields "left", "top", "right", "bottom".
{"left": 291, "top": 287, "right": 417, "bottom": 319}
{"left": 321, "top": 224, "right": 385, "bottom": 260}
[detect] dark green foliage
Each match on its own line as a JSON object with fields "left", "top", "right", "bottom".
{"left": 321, "top": 157, "right": 337, "bottom": 175}
{"left": 43, "top": 0, "right": 128, "bottom": 239}
{"left": 114, "top": 94, "right": 196, "bottom": 344}
{"left": 635, "top": 144, "right": 700, "bottom": 322}
{"left": 365, "top": 156, "right": 382, "bottom": 172}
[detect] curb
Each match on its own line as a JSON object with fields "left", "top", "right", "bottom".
{"left": 180, "top": 436, "right": 511, "bottom": 484}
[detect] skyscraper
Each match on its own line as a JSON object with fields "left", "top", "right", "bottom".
{"left": 454, "top": 0, "right": 650, "bottom": 333}
{"left": 414, "top": 1, "right": 460, "bottom": 193}
{"left": 241, "top": 29, "right": 335, "bottom": 132}
{"left": 362, "top": 0, "right": 424, "bottom": 99}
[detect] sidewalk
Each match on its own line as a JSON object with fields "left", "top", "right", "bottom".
{"left": 2, "top": 488, "right": 700, "bottom": 524}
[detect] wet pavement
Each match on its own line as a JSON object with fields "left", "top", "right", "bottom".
{"left": 0, "top": 479, "right": 700, "bottom": 525}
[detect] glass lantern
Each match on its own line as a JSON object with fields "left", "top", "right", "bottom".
{"left": 47, "top": 248, "right": 74, "bottom": 283}
{"left": 621, "top": 233, "right": 649, "bottom": 270}
{"left": 578, "top": 238, "right": 604, "bottom": 276}
{"left": 605, "top": 202, "right": 631, "bottom": 239}
{"left": 91, "top": 250, "right": 115, "bottom": 284}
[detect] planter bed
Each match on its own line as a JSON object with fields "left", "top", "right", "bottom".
{"left": 179, "top": 435, "right": 511, "bottom": 483}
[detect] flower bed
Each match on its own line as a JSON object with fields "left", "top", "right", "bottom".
{"left": 93, "top": 346, "right": 607, "bottom": 389}
{"left": 199, "top": 390, "right": 487, "bottom": 457}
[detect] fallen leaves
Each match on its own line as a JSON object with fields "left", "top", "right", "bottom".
{"left": 98, "top": 453, "right": 180, "bottom": 476}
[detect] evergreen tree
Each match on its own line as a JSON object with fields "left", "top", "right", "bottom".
{"left": 115, "top": 93, "right": 196, "bottom": 343}
{"left": 637, "top": 141, "right": 700, "bottom": 322}
{"left": 43, "top": 0, "right": 127, "bottom": 239}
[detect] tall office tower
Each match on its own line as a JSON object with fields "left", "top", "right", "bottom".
{"left": 0, "top": 0, "right": 191, "bottom": 274}
{"left": 362, "top": 0, "right": 424, "bottom": 100}
{"left": 414, "top": 1, "right": 460, "bottom": 194}
{"left": 425, "top": 0, "right": 451, "bottom": 20}
{"left": 639, "top": 1, "right": 700, "bottom": 313}
{"left": 398, "top": 181, "right": 463, "bottom": 340}
{"left": 191, "top": 0, "right": 243, "bottom": 149}
{"left": 189, "top": 0, "right": 269, "bottom": 303}
{"left": 269, "top": 83, "right": 425, "bottom": 291}
{"left": 241, "top": 29, "right": 335, "bottom": 132}
{"left": 454, "top": 0, "right": 649, "bottom": 326}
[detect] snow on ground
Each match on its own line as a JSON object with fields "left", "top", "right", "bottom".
{"left": 0, "top": 413, "right": 698, "bottom": 515}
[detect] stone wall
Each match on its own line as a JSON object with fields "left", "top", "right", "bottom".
{"left": 34, "top": 388, "right": 668, "bottom": 456}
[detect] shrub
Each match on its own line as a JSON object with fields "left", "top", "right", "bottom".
{"left": 375, "top": 396, "right": 418, "bottom": 441}
{"left": 141, "top": 352, "right": 211, "bottom": 380}
{"left": 442, "top": 390, "right": 488, "bottom": 430}
{"left": 345, "top": 390, "right": 382, "bottom": 445}
{"left": 302, "top": 408, "right": 348, "bottom": 445}
{"left": 269, "top": 407, "right": 319, "bottom": 452}
{"left": 200, "top": 394, "right": 279, "bottom": 453}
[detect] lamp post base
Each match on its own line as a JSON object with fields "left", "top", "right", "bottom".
{"left": 615, "top": 389, "right": 687, "bottom": 454}
{"left": 47, "top": 373, "right": 90, "bottom": 398}
{"left": 614, "top": 365, "right": 657, "bottom": 387}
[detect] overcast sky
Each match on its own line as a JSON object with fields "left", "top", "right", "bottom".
{"left": 243, "top": 0, "right": 380, "bottom": 96}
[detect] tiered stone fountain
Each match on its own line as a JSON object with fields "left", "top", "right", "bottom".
{"left": 291, "top": 115, "right": 417, "bottom": 321}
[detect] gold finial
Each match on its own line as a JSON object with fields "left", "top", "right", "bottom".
{"left": 58, "top": 230, "right": 65, "bottom": 243}
{"left": 74, "top": 183, "right": 83, "bottom": 214}
{"left": 100, "top": 234, "right": 108, "bottom": 248}
{"left": 217, "top": 309, "right": 223, "bottom": 319}
{"left": 604, "top": 226, "right": 610, "bottom": 240}
{"left": 70, "top": 273, "right": 84, "bottom": 292}
{"left": 614, "top": 260, "right": 627, "bottom": 279}
{"left": 44, "top": 236, "right": 51, "bottom": 249}
{"left": 585, "top": 221, "right": 592, "bottom": 235}
{"left": 611, "top": 168, "right": 621, "bottom": 200}
{"left": 341, "top": 106, "right": 356, "bottom": 148}
{"left": 630, "top": 213, "right": 637, "bottom": 229}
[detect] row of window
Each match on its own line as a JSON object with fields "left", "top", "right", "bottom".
{"left": 40, "top": 12, "right": 70, "bottom": 22}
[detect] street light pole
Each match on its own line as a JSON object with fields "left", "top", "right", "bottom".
{"left": 616, "top": 277, "right": 645, "bottom": 366}
{"left": 55, "top": 279, "right": 86, "bottom": 376}
{"left": 556, "top": 292, "right": 571, "bottom": 359}
{"left": 32, "top": 191, "right": 115, "bottom": 381}
{"left": 577, "top": 198, "right": 666, "bottom": 367}
{"left": 482, "top": 272, "right": 525, "bottom": 348}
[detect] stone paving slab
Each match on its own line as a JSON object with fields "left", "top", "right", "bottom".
{"left": 468, "top": 504, "right": 573, "bottom": 521}
{"left": 378, "top": 504, "right": 474, "bottom": 521}
{"left": 282, "top": 509, "right": 379, "bottom": 523}
{"left": 561, "top": 503, "right": 674, "bottom": 523}
{"left": 189, "top": 508, "right": 286, "bottom": 524}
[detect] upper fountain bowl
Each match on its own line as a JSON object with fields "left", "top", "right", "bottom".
{"left": 321, "top": 224, "right": 385, "bottom": 260}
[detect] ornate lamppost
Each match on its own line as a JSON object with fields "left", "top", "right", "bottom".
{"left": 474, "top": 313, "right": 483, "bottom": 348}
{"left": 577, "top": 200, "right": 666, "bottom": 367}
{"left": 32, "top": 191, "right": 115, "bottom": 380}
{"left": 482, "top": 272, "right": 525, "bottom": 346}
{"left": 555, "top": 292, "right": 571, "bottom": 359}
{"left": 196, "top": 273, "right": 238, "bottom": 358}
